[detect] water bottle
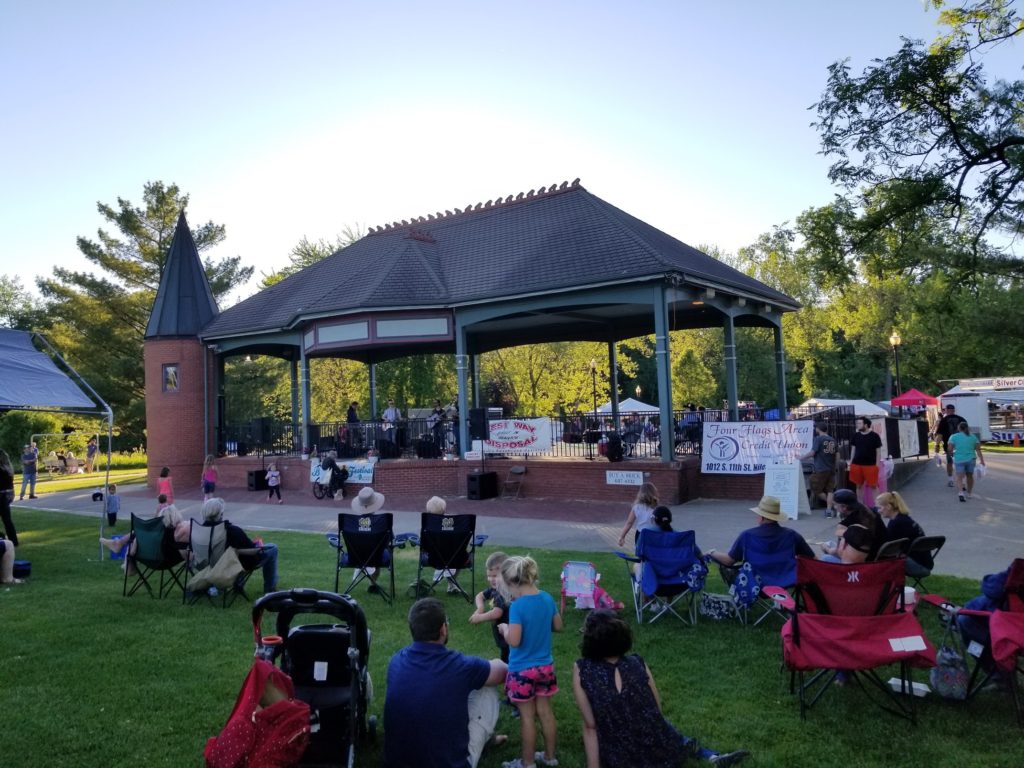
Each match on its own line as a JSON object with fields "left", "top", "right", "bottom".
{"left": 255, "top": 634, "right": 283, "bottom": 662}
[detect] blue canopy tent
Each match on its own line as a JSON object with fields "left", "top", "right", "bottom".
{"left": 0, "top": 330, "right": 115, "bottom": 559}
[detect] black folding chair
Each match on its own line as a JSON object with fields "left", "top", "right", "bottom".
{"left": 123, "top": 514, "right": 185, "bottom": 599}
{"left": 907, "top": 535, "right": 946, "bottom": 593}
{"left": 335, "top": 512, "right": 395, "bottom": 605}
{"left": 416, "top": 513, "right": 476, "bottom": 601}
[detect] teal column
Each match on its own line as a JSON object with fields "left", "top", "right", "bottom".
{"left": 471, "top": 354, "right": 480, "bottom": 408}
{"left": 608, "top": 341, "right": 620, "bottom": 430}
{"left": 300, "top": 346, "right": 312, "bottom": 449}
{"left": 773, "top": 321, "right": 787, "bottom": 414}
{"left": 290, "top": 358, "right": 300, "bottom": 452}
{"left": 724, "top": 314, "right": 739, "bottom": 421}
{"left": 369, "top": 362, "right": 377, "bottom": 421}
{"left": 653, "top": 284, "right": 674, "bottom": 461}
{"left": 456, "top": 326, "right": 470, "bottom": 457}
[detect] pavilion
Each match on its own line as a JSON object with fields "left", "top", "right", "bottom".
{"left": 144, "top": 180, "right": 799, "bottom": 501}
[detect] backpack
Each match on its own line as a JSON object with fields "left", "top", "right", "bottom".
{"left": 205, "top": 659, "right": 311, "bottom": 768}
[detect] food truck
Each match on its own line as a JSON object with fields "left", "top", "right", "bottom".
{"left": 939, "top": 376, "right": 1024, "bottom": 442}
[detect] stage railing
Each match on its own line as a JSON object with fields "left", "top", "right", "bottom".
{"left": 219, "top": 405, "right": 855, "bottom": 460}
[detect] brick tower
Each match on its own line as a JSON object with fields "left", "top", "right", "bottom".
{"left": 143, "top": 212, "right": 219, "bottom": 490}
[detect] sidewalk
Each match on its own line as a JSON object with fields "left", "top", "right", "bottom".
{"left": 22, "top": 452, "right": 1023, "bottom": 580}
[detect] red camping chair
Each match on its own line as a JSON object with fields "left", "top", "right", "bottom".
{"left": 921, "top": 558, "right": 1024, "bottom": 727}
{"left": 782, "top": 556, "right": 936, "bottom": 722}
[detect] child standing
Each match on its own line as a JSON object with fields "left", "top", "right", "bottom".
{"left": 104, "top": 484, "right": 120, "bottom": 527}
{"left": 617, "top": 482, "right": 659, "bottom": 549}
{"left": 157, "top": 466, "right": 174, "bottom": 505}
{"left": 499, "top": 555, "right": 562, "bottom": 768}
{"left": 201, "top": 455, "right": 217, "bottom": 500}
{"left": 470, "top": 551, "right": 511, "bottom": 662}
{"left": 266, "top": 463, "right": 282, "bottom": 504}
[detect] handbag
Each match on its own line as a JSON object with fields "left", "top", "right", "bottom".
{"left": 929, "top": 645, "right": 969, "bottom": 700}
{"left": 189, "top": 546, "right": 246, "bottom": 591}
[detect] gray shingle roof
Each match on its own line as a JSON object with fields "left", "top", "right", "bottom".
{"left": 146, "top": 212, "right": 219, "bottom": 339}
{"left": 200, "top": 182, "right": 796, "bottom": 340}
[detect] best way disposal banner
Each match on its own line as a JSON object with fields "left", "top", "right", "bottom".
{"left": 701, "top": 420, "right": 813, "bottom": 474}
{"left": 484, "top": 418, "right": 553, "bottom": 454}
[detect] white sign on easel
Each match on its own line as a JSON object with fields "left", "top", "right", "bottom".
{"left": 762, "top": 462, "right": 811, "bottom": 520}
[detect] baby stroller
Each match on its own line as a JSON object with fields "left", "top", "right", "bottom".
{"left": 252, "top": 589, "right": 375, "bottom": 768}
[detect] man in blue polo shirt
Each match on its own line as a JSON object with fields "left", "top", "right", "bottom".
{"left": 706, "top": 496, "right": 816, "bottom": 588}
{"left": 385, "top": 597, "right": 508, "bottom": 768}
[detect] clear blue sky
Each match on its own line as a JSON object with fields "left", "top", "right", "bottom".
{"left": 0, "top": 1, "right": 1009, "bottom": 304}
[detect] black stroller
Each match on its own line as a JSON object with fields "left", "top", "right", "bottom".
{"left": 252, "top": 589, "right": 375, "bottom": 768}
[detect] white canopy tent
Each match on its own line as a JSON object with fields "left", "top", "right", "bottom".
{"left": 800, "top": 398, "right": 889, "bottom": 417}
{"left": 596, "top": 397, "right": 658, "bottom": 413}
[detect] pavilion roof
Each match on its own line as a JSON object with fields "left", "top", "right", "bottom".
{"left": 200, "top": 180, "right": 797, "bottom": 340}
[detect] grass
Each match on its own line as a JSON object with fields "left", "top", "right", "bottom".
{"left": 3, "top": 508, "right": 1021, "bottom": 768}
{"left": 14, "top": 468, "right": 147, "bottom": 496}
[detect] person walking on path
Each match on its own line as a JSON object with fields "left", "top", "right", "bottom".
{"left": 933, "top": 403, "right": 966, "bottom": 488}
{"left": 19, "top": 443, "right": 38, "bottom": 500}
{"left": 85, "top": 437, "right": 98, "bottom": 473}
{"left": 802, "top": 422, "right": 838, "bottom": 516}
{"left": 849, "top": 417, "right": 882, "bottom": 505}
{"left": 948, "top": 421, "right": 986, "bottom": 501}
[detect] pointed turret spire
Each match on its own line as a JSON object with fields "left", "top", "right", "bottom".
{"left": 145, "top": 211, "right": 219, "bottom": 338}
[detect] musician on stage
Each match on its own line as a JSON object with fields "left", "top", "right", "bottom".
{"left": 428, "top": 399, "right": 447, "bottom": 444}
{"left": 382, "top": 399, "right": 402, "bottom": 443}
{"left": 347, "top": 401, "right": 360, "bottom": 423}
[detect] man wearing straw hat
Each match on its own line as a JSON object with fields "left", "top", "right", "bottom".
{"left": 706, "top": 495, "right": 815, "bottom": 574}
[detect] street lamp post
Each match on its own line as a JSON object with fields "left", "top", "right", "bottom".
{"left": 889, "top": 330, "right": 903, "bottom": 417}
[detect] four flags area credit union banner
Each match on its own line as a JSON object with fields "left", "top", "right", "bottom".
{"left": 701, "top": 420, "right": 814, "bottom": 474}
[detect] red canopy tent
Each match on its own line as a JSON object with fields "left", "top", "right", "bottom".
{"left": 891, "top": 388, "right": 938, "bottom": 407}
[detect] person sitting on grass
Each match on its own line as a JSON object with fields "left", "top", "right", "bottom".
{"left": 573, "top": 609, "right": 749, "bottom": 767}
{"left": 202, "top": 498, "right": 279, "bottom": 595}
{"left": 1, "top": 537, "right": 24, "bottom": 584}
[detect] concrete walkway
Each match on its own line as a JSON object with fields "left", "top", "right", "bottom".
{"left": 20, "top": 452, "right": 1024, "bottom": 580}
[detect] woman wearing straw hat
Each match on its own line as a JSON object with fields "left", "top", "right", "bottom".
{"left": 350, "top": 487, "right": 386, "bottom": 593}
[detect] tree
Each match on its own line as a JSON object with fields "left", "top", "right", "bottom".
{"left": 0, "top": 275, "right": 40, "bottom": 329}
{"left": 36, "top": 182, "right": 253, "bottom": 442}
{"left": 814, "top": 0, "right": 1024, "bottom": 276}
{"left": 261, "top": 228, "right": 364, "bottom": 288}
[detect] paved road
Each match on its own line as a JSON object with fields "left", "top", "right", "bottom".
{"left": 20, "top": 452, "right": 1023, "bottom": 580}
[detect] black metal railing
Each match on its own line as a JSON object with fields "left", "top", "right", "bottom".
{"left": 220, "top": 404, "right": 856, "bottom": 461}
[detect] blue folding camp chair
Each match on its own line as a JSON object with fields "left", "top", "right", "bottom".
{"left": 723, "top": 527, "right": 806, "bottom": 626}
{"left": 616, "top": 529, "right": 707, "bottom": 626}
{"left": 416, "top": 513, "right": 477, "bottom": 601}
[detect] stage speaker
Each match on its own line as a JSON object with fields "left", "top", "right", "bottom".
{"left": 236, "top": 441, "right": 249, "bottom": 457}
{"left": 469, "top": 408, "right": 489, "bottom": 441}
{"left": 376, "top": 439, "right": 401, "bottom": 459}
{"left": 467, "top": 471, "right": 498, "bottom": 500}
{"left": 247, "top": 469, "right": 268, "bottom": 491}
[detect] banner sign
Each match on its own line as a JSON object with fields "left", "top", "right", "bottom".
{"left": 701, "top": 421, "right": 814, "bottom": 474}
{"left": 309, "top": 458, "right": 376, "bottom": 485}
{"left": 484, "top": 418, "right": 552, "bottom": 454}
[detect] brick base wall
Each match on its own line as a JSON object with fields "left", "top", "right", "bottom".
{"left": 207, "top": 457, "right": 697, "bottom": 503}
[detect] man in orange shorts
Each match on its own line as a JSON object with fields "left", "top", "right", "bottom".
{"left": 848, "top": 417, "right": 882, "bottom": 504}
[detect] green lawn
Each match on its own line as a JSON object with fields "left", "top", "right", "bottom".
{"left": 3, "top": 508, "right": 1020, "bottom": 768}
{"left": 14, "top": 468, "right": 147, "bottom": 496}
